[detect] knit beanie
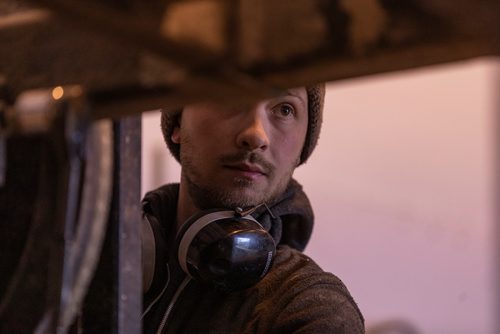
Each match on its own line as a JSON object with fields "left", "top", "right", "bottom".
{"left": 161, "top": 84, "right": 324, "bottom": 165}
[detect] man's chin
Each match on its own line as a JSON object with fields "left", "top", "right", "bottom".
{"left": 220, "top": 191, "right": 266, "bottom": 209}
{"left": 187, "top": 174, "right": 285, "bottom": 210}
{"left": 219, "top": 186, "right": 276, "bottom": 209}
{"left": 220, "top": 180, "right": 287, "bottom": 208}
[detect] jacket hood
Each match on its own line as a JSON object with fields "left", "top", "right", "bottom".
{"left": 142, "top": 178, "right": 314, "bottom": 252}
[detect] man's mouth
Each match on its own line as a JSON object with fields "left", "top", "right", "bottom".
{"left": 220, "top": 152, "right": 273, "bottom": 179}
{"left": 224, "top": 162, "right": 268, "bottom": 178}
{"left": 224, "top": 162, "right": 267, "bottom": 175}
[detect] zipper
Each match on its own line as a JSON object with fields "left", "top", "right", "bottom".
{"left": 156, "top": 276, "right": 191, "bottom": 334}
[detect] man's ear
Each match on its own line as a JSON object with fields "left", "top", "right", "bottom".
{"left": 171, "top": 127, "right": 181, "bottom": 144}
{"left": 171, "top": 114, "right": 181, "bottom": 144}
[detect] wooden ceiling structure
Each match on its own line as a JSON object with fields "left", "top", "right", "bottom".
{"left": 0, "top": 1, "right": 498, "bottom": 333}
{"left": 1, "top": 0, "right": 498, "bottom": 118}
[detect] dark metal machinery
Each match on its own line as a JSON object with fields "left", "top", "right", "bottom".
{"left": 0, "top": 1, "right": 498, "bottom": 333}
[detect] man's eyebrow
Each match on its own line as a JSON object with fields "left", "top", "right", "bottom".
{"left": 277, "top": 89, "right": 306, "bottom": 103}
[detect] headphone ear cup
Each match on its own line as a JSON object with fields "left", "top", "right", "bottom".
{"left": 142, "top": 213, "right": 169, "bottom": 295}
{"left": 176, "top": 210, "right": 276, "bottom": 291}
{"left": 142, "top": 214, "right": 156, "bottom": 293}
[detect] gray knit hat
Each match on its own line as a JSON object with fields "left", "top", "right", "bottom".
{"left": 161, "top": 84, "right": 324, "bottom": 165}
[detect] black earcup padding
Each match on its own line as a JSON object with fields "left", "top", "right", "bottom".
{"left": 176, "top": 210, "right": 276, "bottom": 291}
{"left": 142, "top": 215, "right": 156, "bottom": 292}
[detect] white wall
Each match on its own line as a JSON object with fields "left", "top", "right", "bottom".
{"left": 142, "top": 58, "right": 498, "bottom": 334}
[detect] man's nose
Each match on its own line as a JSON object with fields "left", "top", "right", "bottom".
{"left": 236, "top": 109, "right": 270, "bottom": 151}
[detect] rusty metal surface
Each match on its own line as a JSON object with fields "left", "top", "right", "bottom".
{"left": 77, "top": 117, "right": 142, "bottom": 334}
{"left": 0, "top": 95, "right": 116, "bottom": 333}
{"left": 1, "top": 0, "right": 499, "bottom": 119}
{"left": 58, "top": 119, "right": 114, "bottom": 332}
{"left": 0, "top": 116, "right": 70, "bottom": 333}
{"left": 115, "top": 116, "right": 142, "bottom": 334}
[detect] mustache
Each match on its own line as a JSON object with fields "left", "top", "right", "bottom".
{"left": 219, "top": 151, "right": 274, "bottom": 175}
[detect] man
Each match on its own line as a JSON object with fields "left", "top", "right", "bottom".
{"left": 141, "top": 84, "right": 364, "bottom": 333}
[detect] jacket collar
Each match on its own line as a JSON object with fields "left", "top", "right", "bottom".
{"left": 142, "top": 178, "right": 314, "bottom": 251}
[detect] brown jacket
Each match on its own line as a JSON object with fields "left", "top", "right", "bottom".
{"left": 142, "top": 181, "right": 364, "bottom": 333}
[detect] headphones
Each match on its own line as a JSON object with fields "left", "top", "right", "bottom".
{"left": 142, "top": 207, "right": 276, "bottom": 292}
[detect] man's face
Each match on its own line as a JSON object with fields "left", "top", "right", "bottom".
{"left": 171, "top": 87, "right": 308, "bottom": 210}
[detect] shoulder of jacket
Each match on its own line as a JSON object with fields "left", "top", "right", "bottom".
{"left": 248, "top": 245, "right": 365, "bottom": 333}
{"left": 269, "top": 245, "right": 348, "bottom": 291}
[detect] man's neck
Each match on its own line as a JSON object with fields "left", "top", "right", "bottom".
{"left": 175, "top": 179, "right": 197, "bottom": 232}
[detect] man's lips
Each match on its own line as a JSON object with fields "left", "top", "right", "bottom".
{"left": 219, "top": 152, "right": 273, "bottom": 178}
{"left": 224, "top": 162, "right": 267, "bottom": 176}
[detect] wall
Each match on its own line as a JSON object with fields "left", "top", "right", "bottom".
{"left": 142, "top": 58, "right": 498, "bottom": 333}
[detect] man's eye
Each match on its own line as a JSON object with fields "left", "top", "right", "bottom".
{"left": 275, "top": 104, "right": 295, "bottom": 118}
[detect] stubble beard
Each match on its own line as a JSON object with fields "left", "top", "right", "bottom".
{"left": 180, "top": 143, "right": 296, "bottom": 210}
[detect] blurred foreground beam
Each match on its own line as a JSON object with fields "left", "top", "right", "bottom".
{"left": 0, "top": 0, "right": 498, "bottom": 119}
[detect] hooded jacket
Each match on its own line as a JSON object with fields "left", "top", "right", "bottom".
{"left": 142, "top": 179, "right": 364, "bottom": 333}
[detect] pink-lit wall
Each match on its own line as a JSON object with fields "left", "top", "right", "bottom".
{"left": 142, "top": 58, "right": 498, "bottom": 333}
